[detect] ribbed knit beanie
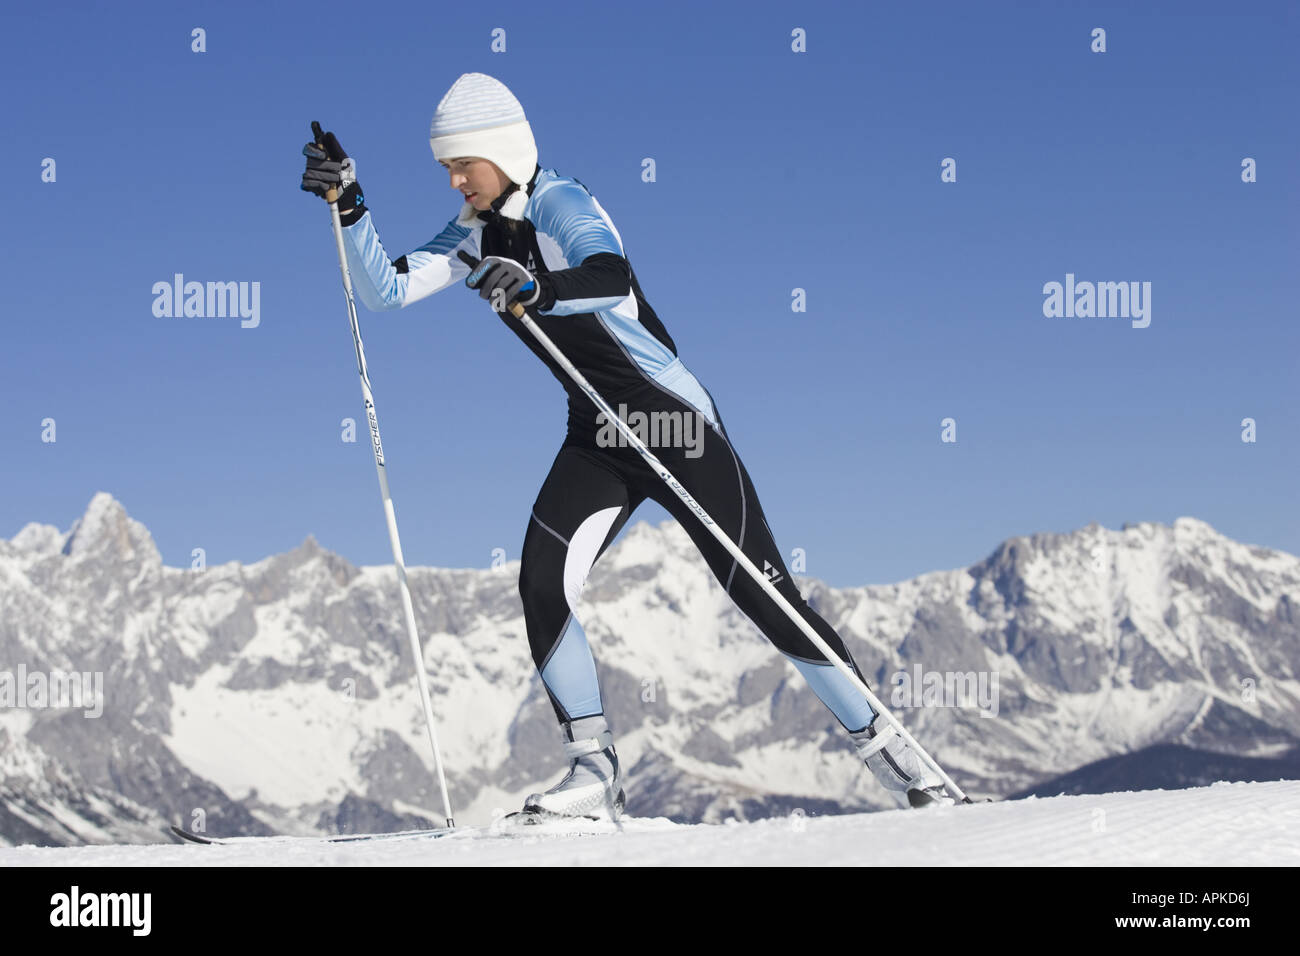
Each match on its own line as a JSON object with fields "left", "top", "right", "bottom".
{"left": 429, "top": 73, "right": 538, "bottom": 221}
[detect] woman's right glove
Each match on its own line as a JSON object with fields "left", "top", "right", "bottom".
{"left": 301, "top": 121, "right": 367, "bottom": 225}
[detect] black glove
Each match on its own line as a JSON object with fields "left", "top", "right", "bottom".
{"left": 301, "top": 121, "right": 367, "bottom": 225}
{"left": 465, "top": 255, "right": 541, "bottom": 312}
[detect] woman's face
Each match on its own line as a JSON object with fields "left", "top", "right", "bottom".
{"left": 440, "top": 157, "right": 511, "bottom": 210}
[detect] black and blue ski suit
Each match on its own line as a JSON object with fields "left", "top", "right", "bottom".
{"left": 341, "top": 164, "right": 878, "bottom": 733}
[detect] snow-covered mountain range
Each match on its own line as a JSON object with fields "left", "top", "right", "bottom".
{"left": 2, "top": 493, "right": 1298, "bottom": 846}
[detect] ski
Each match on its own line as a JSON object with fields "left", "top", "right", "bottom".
{"left": 168, "top": 811, "right": 620, "bottom": 847}
{"left": 168, "top": 824, "right": 456, "bottom": 846}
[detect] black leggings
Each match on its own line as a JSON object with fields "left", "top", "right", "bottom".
{"left": 518, "top": 379, "right": 877, "bottom": 733}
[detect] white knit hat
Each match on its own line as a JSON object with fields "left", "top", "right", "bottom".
{"left": 429, "top": 73, "right": 538, "bottom": 221}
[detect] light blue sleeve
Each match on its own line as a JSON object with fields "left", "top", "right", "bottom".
{"left": 529, "top": 182, "right": 630, "bottom": 317}
{"left": 340, "top": 211, "right": 479, "bottom": 312}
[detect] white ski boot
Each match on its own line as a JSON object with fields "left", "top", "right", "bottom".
{"left": 851, "top": 715, "right": 955, "bottom": 809}
{"left": 522, "top": 715, "right": 625, "bottom": 821}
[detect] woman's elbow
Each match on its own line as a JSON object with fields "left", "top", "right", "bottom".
{"left": 356, "top": 283, "right": 405, "bottom": 312}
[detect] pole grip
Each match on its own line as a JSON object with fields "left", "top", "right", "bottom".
{"left": 456, "top": 250, "right": 528, "bottom": 317}
{"left": 311, "top": 121, "right": 342, "bottom": 205}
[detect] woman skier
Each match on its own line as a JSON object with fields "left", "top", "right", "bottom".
{"left": 300, "top": 72, "right": 952, "bottom": 820}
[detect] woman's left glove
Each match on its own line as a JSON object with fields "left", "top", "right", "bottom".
{"left": 301, "top": 122, "right": 367, "bottom": 225}
{"left": 465, "top": 255, "right": 542, "bottom": 312}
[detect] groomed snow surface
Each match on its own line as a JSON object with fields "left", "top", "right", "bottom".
{"left": 4, "top": 780, "right": 1297, "bottom": 866}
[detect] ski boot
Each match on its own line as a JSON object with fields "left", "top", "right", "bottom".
{"left": 521, "top": 714, "right": 625, "bottom": 822}
{"left": 851, "top": 715, "right": 955, "bottom": 809}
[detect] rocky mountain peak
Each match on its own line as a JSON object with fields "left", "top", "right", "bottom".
{"left": 59, "top": 492, "right": 161, "bottom": 566}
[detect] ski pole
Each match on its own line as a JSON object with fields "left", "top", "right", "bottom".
{"left": 459, "top": 250, "right": 971, "bottom": 804}
{"left": 314, "top": 122, "right": 455, "bottom": 828}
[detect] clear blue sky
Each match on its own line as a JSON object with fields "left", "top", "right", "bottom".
{"left": 4, "top": 0, "right": 1296, "bottom": 587}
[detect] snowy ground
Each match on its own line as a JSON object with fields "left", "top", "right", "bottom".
{"left": 4, "top": 780, "right": 1297, "bottom": 866}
